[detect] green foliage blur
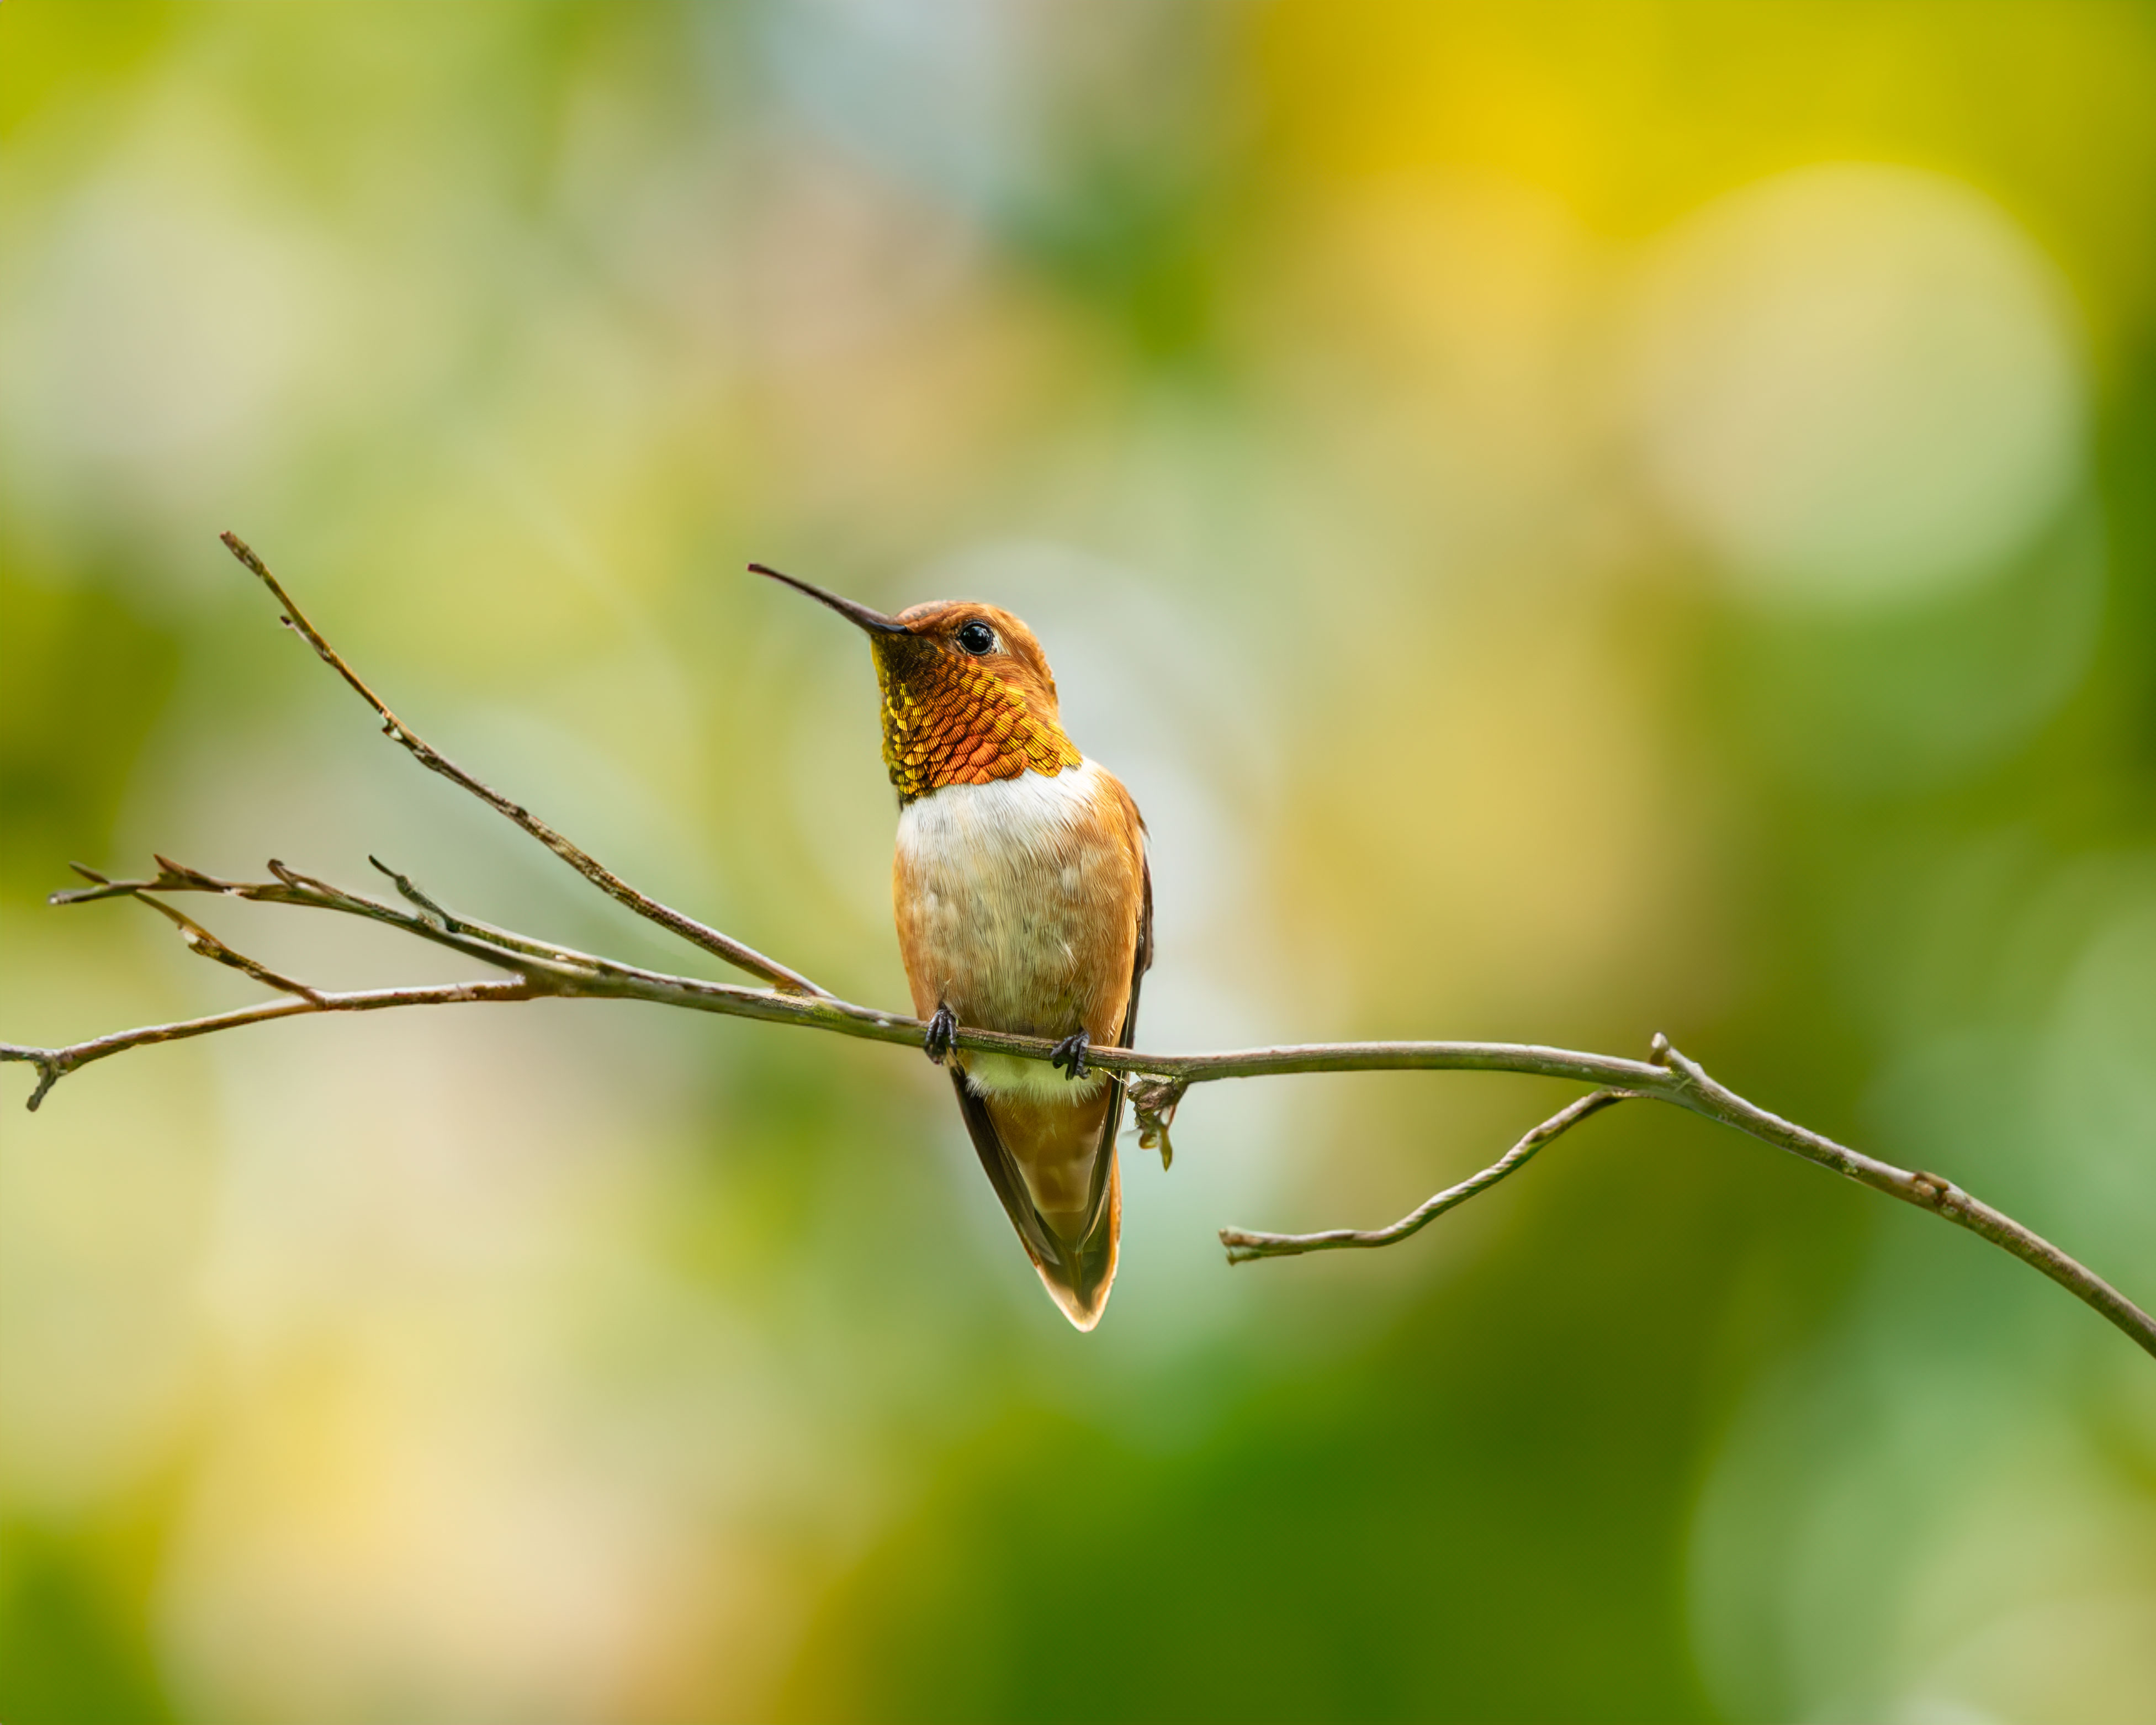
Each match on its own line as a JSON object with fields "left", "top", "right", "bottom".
{"left": 6, "top": 4, "right": 2156, "bottom": 1720}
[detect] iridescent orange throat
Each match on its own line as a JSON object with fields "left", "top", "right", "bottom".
{"left": 871, "top": 639, "right": 1082, "bottom": 802}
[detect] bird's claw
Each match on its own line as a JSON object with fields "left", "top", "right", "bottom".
{"left": 1050, "top": 1030, "right": 1091, "bottom": 1082}
{"left": 924, "top": 1004, "right": 957, "bottom": 1065}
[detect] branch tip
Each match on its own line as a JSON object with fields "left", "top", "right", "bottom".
{"left": 5, "top": 532, "right": 2149, "bottom": 1361}
{"left": 368, "top": 855, "right": 460, "bottom": 930}
{"left": 150, "top": 854, "right": 224, "bottom": 892}
{"left": 1, "top": 1045, "right": 66, "bottom": 1112}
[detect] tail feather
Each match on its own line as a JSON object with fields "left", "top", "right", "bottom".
{"left": 952, "top": 1071, "right": 1123, "bottom": 1330}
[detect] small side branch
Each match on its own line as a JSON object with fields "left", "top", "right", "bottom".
{"left": 125, "top": 882, "right": 328, "bottom": 1005}
{"left": 218, "top": 532, "right": 825, "bottom": 997}
{"left": 1219, "top": 1089, "right": 1635, "bottom": 1262}
{"left": 5, "top": 531, "right": 2153, "bottom": 1367}
{"left": 9, "top": 867, "right": 2155, "bottom": 1360}
{"left": 2, "top": 980, "right": 538, "bottom": 1111}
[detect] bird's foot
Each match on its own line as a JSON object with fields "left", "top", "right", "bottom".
{"left": 923, "top": 1003, "right": 957, "bottom": 1066}
{"left": 1050, "top": 1030, "right": 1091, "bottom": 1082}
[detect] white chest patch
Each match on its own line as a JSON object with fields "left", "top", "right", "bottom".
{"left": 897, "top": 756, "right": 1108, "bottom": 872}
{"left": 893, "top": 758, "right": 1140, "bottom": 1101}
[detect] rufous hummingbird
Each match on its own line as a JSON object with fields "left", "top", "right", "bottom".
{"left": 756, "top": 564, "right": 1152, "bottom": 1330}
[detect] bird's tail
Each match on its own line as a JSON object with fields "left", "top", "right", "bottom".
{"left": 951, "top": 1071, "right": 1122, "bottom": 1330}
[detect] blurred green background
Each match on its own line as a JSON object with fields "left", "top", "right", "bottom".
{"left": 6, "top": 3, "right": 2156, "bottom": 1720}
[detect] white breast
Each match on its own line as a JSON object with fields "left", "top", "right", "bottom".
{"left": 893, "top": 757, "right": 1137, "bottom": 1101}
{"left": 897, "top": 755, "right": 1108, "bottom": 870}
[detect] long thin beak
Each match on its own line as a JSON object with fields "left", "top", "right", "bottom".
{"left": 750, "top": 564, "right": 910, "bottom": 636}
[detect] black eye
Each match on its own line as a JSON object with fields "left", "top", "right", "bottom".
{"left": 956, "top": 620, "right": 996, "bottom": 655}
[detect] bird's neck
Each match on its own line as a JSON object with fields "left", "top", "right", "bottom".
{"left": 875, "top": 654, "right": 1080, "bottom": 802}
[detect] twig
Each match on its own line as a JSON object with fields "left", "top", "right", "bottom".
{"left": 7, "top": 866, "right": 2151, "bottom": 1360}
{"left": 3, "top": 535, "right": 2153, "bottom": 1364}
{"left": 1219, "top": 1089, "right": 1636, "bottom": 1261}
{"left": 2, "top": 981, "right": 541, "bottom": 1109}
{"left": 216, "top": 532, "right": 825, "bottom": 997}
{"left": 129, "top": 890, "right": 329, "bottom": 1005}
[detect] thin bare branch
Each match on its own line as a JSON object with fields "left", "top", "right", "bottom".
{"left": 11, "top": 860, "right": 2153, "bottom": 1361}
{"left": 130, "top": 892, "right": 329, "bottom": 1004}
{"left": 5, "top": 532, "right": 2152, "bottom": 1366}
{"left": 216, "top": 531, "right": 827, "bottom": 997}
{"left": 1219, "top": 1089, "right": 1638, "bottom": 1261}
{"left": 1652, "top": 1043, "right": 2156, "bottom": 1369}
{"left": 2, "top": 980, "right": 538, "bottom": 1111}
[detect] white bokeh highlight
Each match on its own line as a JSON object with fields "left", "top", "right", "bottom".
{"left": 1629, "top": 165, "right": 2086, "bottom": 607}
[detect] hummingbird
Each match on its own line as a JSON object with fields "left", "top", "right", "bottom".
{"left": 756, "top": 564, "right": 1151, "bottom": 1330}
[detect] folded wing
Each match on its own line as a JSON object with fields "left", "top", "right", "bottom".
{"left": 953, "top": 849, "right": 1151, "bottom": 1330}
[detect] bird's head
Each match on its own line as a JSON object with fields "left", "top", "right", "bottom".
{"left": 755, "top": 565, "right": 1082, "bottom": 802}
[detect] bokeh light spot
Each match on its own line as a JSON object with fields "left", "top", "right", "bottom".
{"left": 1629, "top": 164, "right": 2086, "bottom": 608}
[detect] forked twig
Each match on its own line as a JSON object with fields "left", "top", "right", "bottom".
{"left": 2, "top": 535, "right": 2153, "bottom": 1364}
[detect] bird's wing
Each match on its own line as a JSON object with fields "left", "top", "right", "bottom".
{"left": 1121, "top": 843, "right": 1152, "bottom": 1050}
{"left": 950, "top": 1076, "right": 1063, "bottom": 1267}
